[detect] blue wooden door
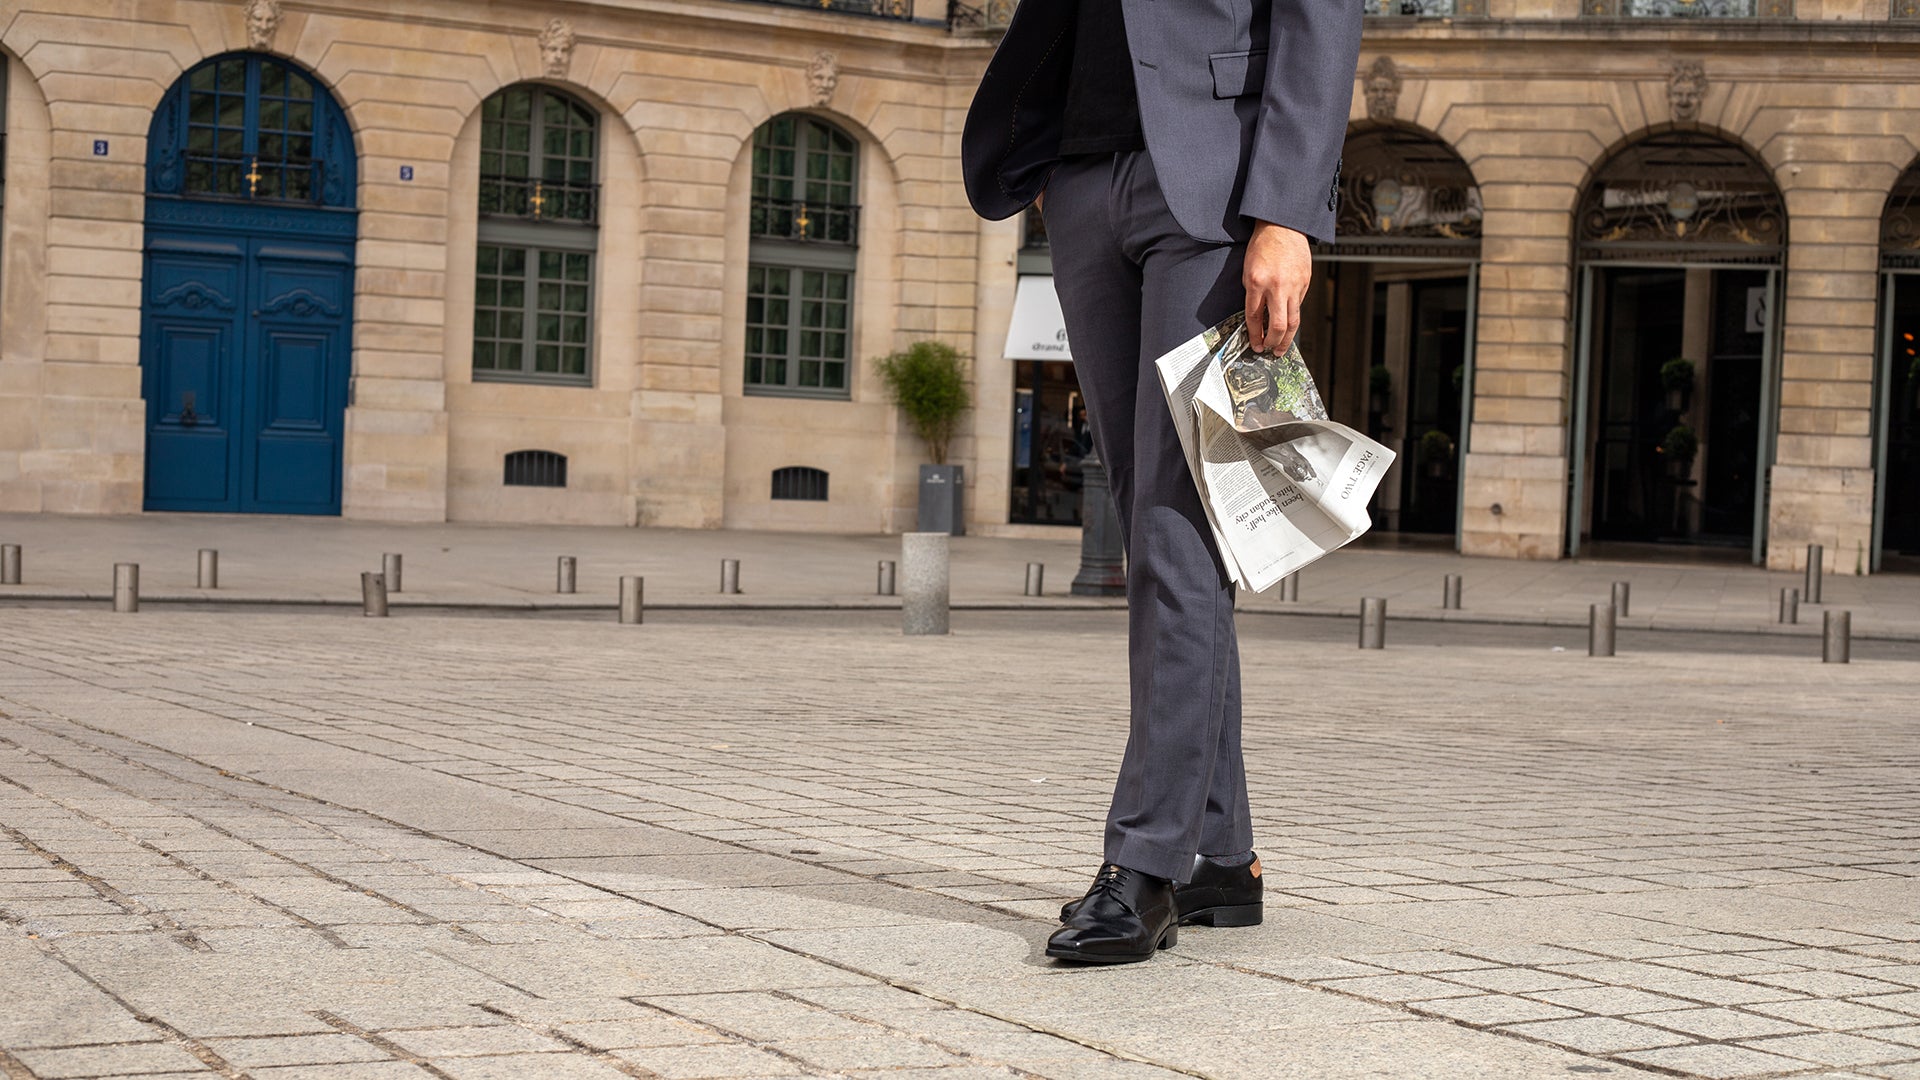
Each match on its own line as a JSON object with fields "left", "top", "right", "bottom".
{"left": 141, "top": 52, "right": 357, "bottom": 515}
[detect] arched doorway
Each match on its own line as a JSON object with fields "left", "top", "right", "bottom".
{"left": 1875, "top": 164, "right": 1920, "bottom": 572}
{"left": 1567, "top": 130, "right": 1785, "bottom": 563}
{"left": 1298, "top": 124, "right": 1482, "bottom": 542}
{"left": 141, "top": 52, "right": 358, "bottom": 514}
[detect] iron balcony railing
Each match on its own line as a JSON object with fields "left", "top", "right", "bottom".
{"left": 751, "top": 197, "right": 861, "bottom": 246}
{"left": 479, "top": 176, "right": 599, "bottom": 225}
{"left": 947, "top": 0, "right": 1015, "bottom": 30}
{"left": 1363, "top": 0, "right": 1484, "bottom": 15}
{"left": 749, "top": 0, "right": 913, "bottom": 18}
{"left": 1583, "top": 0, "right": 1791, "bottom": 14}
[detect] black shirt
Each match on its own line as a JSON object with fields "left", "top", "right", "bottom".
{"left": 1057, "top": 0, "right": 1145, "bottom": 157}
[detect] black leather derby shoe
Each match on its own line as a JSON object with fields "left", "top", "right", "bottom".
{"left": 1060, "top": 852, "right": 1262, "bottom": 928}
{"left": 1045, "top": 863, "right": 1179, "bottom": 965}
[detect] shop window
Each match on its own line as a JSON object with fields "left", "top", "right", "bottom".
{"left": 771, "top": 466, "right": 829, "bottom": 501}
{"left": 473, "top": 85, "right": 598, "bottom": 385}
{"left": 745, "top": 114, "right": 858, "bottom": 398}
{"left": 1009, "top": 362, "right": 1088, "bottom": 526}
{"left": 504, "top": 449, "right": 568, "bottom": 488}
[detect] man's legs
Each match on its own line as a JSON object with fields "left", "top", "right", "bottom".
{"left": 1044, "top": 149, "right": 1252, "bottom": 885}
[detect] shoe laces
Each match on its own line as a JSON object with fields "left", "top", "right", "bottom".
{"left": 1088, "top": 863, "right": 1129, "bottom": 903}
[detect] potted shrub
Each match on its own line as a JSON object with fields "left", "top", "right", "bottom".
{"left": 1418, "top": 428, "right": 1455, "bottom": 479}
{"left": 876, "top": 340, "right": 973, "bottom": 535}
{"left": 1661, "top": 357, "right": 1696, "bottom": 412}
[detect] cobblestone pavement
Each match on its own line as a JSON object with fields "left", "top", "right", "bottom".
{"left": 1, "top": 603, "right": 1919, "bottom": 1079}
{"left": 4, "top": 511, "right": 1918, "bottom": 639}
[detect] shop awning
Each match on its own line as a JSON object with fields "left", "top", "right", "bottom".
{"left": 1004, "top": 275, "right": 1072, "bottom": 361}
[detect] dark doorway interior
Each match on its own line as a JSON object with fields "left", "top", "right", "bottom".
{"left": 1399, "top": 278, "right": 1469, "bottom": 535}
{"left": 1588, "top": 266, "right": 1764, "bottom": 549}
{"left": 1884, "top": 277, "right": 1920, "bottom": 566}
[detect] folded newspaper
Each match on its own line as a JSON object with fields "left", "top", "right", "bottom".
{"left": 1154, "top": 312, "right": 1395, "bottom": 593}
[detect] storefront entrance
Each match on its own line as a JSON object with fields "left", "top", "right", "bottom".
{"left": 1567, "top": 131, "right": 1785, "bottom": 563}
{"left": 1298, "top": 124, "right": 1481, "bottom": 543}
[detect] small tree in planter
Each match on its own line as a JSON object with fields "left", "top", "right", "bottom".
{"left": 876, "top": 341, "right": 973, "bottom": 535}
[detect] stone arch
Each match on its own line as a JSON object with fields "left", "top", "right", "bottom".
{"left": 1571, "top": 124, "right": 1786, "bottom": 265}
{"left": 1331, "top": 119, "right": 1484, "bottom": 259}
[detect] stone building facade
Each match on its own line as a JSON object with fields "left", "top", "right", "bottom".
{"left": 0, "top": 0, "right": 1915, "bottom": 571}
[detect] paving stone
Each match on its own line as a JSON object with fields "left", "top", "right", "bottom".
{"left": 612, "top": 1042, "right": 806, "bottom": 1078}
{"left": 1634, "top": 1007, "right": 1814, "bottom": 1040}
{"left": 1408, "top": 994, "right": 1579, "bottom": 1025}
{"left": 1741, "top": 1032, "right": 1920, "bottom": 1068}
{"left": 1618, "top": 1042, "right": 1823, "bottom": 1078}
{"left": 13, "top": 1042, "right": 208, "bottom": 1077}
{"left": 201, "top": 1034, "right": 392, "bottom": 1068}
{"left": 380, "top": 1027, "right": 570, "bottom": 1058}
{"left": 1746, "top": 998, "right": 1920, "bottom": 1031}
{"left": 1498, "top": 1015, "right": 1695, "bottom": 1054}
{"left": 1528, "top": 985, "right": 1693, "bottom": 1015}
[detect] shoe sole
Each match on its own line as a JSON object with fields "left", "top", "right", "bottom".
{"left": 1182, "top": 903, "right": 1262, "bottom": 928}
{"left": 1045, "top": 925, "right": 1178, "bottom": 965}
{"left": 1058, "top": 902, "right": 1263, "bottom": 928}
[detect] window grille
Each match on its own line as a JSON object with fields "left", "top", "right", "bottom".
{"left": 504, "top": 449, "right": 568, "bottom": 488}
{"left": 771, "top": 466, "right": 829, "bottom": 501}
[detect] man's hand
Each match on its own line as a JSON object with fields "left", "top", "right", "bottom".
{"left": 1243, "top": 221, "right": 1312, "bottom": 354}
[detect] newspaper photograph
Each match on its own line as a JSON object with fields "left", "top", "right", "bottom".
{"left": 1155, "top": 312, "right": 1395, "bottom": 594}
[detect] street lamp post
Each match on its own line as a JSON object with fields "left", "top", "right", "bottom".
{"left": 1070, "top": 447, "right": 1127, "bottom": 597}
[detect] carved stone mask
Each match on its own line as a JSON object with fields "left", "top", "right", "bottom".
{"left": 539, "top": 18, "right": 577, "bottom": 79}
{"left": 808, "top": 51, "right": 839, "bottom": 108}
{"left": 1364, "top": 56, "right": 1402, "bottom": 123}
{"left": 1669, "top": 60, "right": 1707, "bottom": 122}
{"left": 245, "top": 0, "right": 281, "bottom": 50}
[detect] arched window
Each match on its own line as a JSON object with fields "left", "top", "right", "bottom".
{"left": 146, "top": 52, "right": 355, "bottom": 208}
{"left": 745, "top": 114, "right": 858, "bottom": 398}
{"left": 472, "top": 84, "right": 598, "bottom": 385}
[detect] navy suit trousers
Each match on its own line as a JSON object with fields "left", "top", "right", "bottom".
{"left": 1045, "top": 149, "right": 1253, "bottom": 883}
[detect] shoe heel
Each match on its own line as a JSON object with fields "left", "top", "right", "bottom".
{"left": 1190, "top": 903, "right": 1262, "bottom": 928}
{"left": 1158, "top": 924, "right": 1178, "bottom": 950}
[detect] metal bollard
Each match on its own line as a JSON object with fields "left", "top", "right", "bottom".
{"left": 618, "top": 576, "right": 644, "bottom": 625}
{"left": 1805, "top": 543, "right": 1824, "bottom": 604}
{"left": 197, "top": 549, "right": 219, "bottom": 589}
{"left": 1823, "top": 610, "right": 1851, "bottom": 664}
{"left": 1779, "top": 587, "right": 1799, "bottom": 625}
{"left": 1, "top": 544, "right": 19, "bottom": 585}
{"left": 1611, "top": 581, "right": 1631, "bottom": 619}
{"left": 1358, "top": 597, "right": 1386, "bottom": 649}
{"left": 382, "top": 553, "right": 403, "bottom": 594}
{"left": 1443, "top": 573, "right": 1463, "bottom": 611}
{"left": 1280, "top": 571, "right": 1299, "bottom": 602}
{"left": 112, "top": 563, "right": 140, "bottom": 614}
{"left": 556, "top": 556, "right": 577, "bottom": 594}
{"left": 1589, "top": 603, "right": 1616, "bottom": 657}
{"left": 1025, "top": 562, "right": 1045, "bottom": 597}
{"left": 901, "top": 533, "right": 950, "bottom": 636}
{"left": 361, "top": 572, "right": 388, "bottom": 617}
{"left": 721, "top": 559, "right": 741, "bottom": 595}
{"left": 877, "top": 560, "right": 897, "bottom": 597}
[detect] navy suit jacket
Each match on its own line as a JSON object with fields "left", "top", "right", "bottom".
{"left": 960, "top": 0, "right": 1362, "bottom": 245}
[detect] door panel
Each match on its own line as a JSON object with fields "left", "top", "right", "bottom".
{"left": 142, "top": 250, "right": 245, "bottom": 511}
{"left": 246, "top": 251, "right": 350, "bottom": 513}
{"left": 250, "top": 327, "right": 342, "bottom": 511}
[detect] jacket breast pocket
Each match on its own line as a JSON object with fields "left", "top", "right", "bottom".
{"left": 1208, "top": 49, "right": 1268, "bottom": 100}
